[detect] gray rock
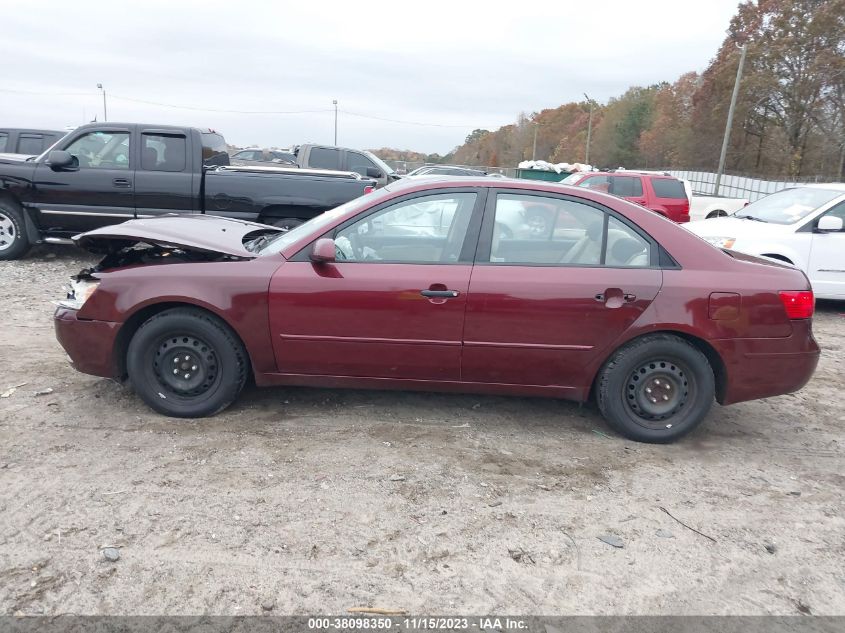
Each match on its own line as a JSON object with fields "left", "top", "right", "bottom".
{"left": 765, "top": 542, "right": 776, "bottom": 554}
{"left": 261, "top": 599, "right": 275, "bottom": 611}
{"left": 102, "top": 547, "right": 120, "bottom": 562}
{"left": 655, "top": 529, "right": 675, "bottom": 539}
{"left": 389, "top": 474, "right": 406, "bottom": 482}
{"left": 488, "top": 500, "right": 503, "bottom": 507}
{"left": 598, "top": 534, "right": 624, "bottom": 548}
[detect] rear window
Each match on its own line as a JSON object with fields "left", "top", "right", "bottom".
{"left": 201, "top": 132, "right": 229, "bottom": 166}
{"left": 651, "top": 178, "right": 687, "bottom": 199}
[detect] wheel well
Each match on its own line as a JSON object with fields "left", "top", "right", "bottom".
{"left": 591, "top": 330, "right": 728, "bottom": 404}
{"left": 112, "top": 302, "right": 251, "bottom": 379}
{"left": 706, "top": 209, "right": 727, "bottom": 219}
{"left": 761, "top": 253, "right": 793, "bottom": 265}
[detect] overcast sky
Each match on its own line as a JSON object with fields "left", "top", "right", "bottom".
{"left": 1, "top": 0, "right": 740, "bottom": 154}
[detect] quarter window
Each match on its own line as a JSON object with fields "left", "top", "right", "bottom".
{"left": 651, "top": 178, "right": 687, "bottom": 199}
{"left": 334, "top": 193, "right": 477, "bottom": 263}
{"left": 64, "top": 131, "right": 130, "bottom": 169}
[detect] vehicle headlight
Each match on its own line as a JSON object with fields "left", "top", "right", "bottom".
{"left": 702, "top": 236, "right": 736, "bottom": 249}
{"left": 58, "top": 278, "right": 100, "bottom": 310}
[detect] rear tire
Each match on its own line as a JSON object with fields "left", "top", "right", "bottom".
{"left": 596, "top": 334, "right": 714, "bottom": 443}
{"left": 126, "top": 308, "right": 248, "bottom": 418}
{"left": 0, "top": 200, "right": 31, "bottom": 260}
{"left": 268, "top": 217, "right": 303, "bottom": 232}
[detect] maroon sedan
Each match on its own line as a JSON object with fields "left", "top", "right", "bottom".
{"left": 54, "top": 178, "right": 820, "bottom": 443}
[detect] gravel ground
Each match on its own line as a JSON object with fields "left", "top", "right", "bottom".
{"left": 1, "top": 246, "right": 843, "bottom": 616}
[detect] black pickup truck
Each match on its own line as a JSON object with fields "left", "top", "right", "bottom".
{"left": 0, "top": 122, "right": 376, "bottom": 259}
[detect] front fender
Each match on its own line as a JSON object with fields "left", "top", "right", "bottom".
{"left": 78, "top": 257, "right": 285, "bottom": 375}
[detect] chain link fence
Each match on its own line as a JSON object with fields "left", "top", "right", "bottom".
{"left": 661, "top": 169, "right": 839, "bottom": 202}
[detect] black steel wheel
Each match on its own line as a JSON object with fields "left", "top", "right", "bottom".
{"left": 127, "top": 308, "right": 247, "bottom": 417}
{"left": 597, "top": 334, "right": 714, "bottom": 443}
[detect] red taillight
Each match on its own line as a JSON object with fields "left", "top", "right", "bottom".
{"left": 778, "top": 291, "right": 814, "bottom": 319}
{"left": 363, "top": 185, "right": 375, "bottom": 195}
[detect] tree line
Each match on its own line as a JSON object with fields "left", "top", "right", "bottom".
{"left": 373, "top": 0, "right": 844, "bottom": 180}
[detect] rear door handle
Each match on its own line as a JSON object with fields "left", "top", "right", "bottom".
{"left": 420, "top": 289, "right": 460, "bottom": 298}
{"left": 112, "top": 178, "right": 132, "bottom": 188}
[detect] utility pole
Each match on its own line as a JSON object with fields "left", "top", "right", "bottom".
{"left": 714, "top": 43, "right": 747, "bottom": 196}
{"left": 532, "top": 122, "right": 538, "bottom": 160}
{"left": 333, "top": 99, "right": 338, "bottom": 145}
{"left": 583, "top": 93, "right": 594, "bottom": 164}
{"left": 97, "top": 83, "right": 108, "bottom": 121}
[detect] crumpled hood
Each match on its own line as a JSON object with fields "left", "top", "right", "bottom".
{"left": 685, "top": 216, "right": 790, "bottom": 238}
{"left": 74, "top": 214, "right": 280, "bottom": 257}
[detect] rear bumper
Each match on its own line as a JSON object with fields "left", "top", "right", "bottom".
{"left": 713, "top": 320, "right": 820, "bottom": 405}
{"left": 54, "top": 307, "right": 121, "bottom": 378}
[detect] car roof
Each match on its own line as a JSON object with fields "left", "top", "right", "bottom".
{"left": 575, "top": 171, "right": 677, "bottom": 179}
{"left": 802, "top": 182, "right": 845, "bottom": 191}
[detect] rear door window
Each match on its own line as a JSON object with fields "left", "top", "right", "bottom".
{"left": 142, "top": 133, "right": 187, "bottom": 172}
{"left": 0, "top": 133, "right": 7, "bottom": 153}
{"left": 309, "top": 147, "right": 341, "bottom": 170}
{"left": 608, "top": 176, "right": 643, "bottom": 197}
{"left": 651, "top": 178, "right": 687, "bottom": 199}
{"left": 17, "top": 134, "right": 46, "bottom": 155}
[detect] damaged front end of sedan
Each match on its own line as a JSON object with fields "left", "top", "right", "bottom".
{"left": 59, "top": 215, "right": 283, "bottom": 310}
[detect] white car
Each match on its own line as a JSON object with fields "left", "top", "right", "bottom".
{"left": 689, "top": 193, "right": 750, "bottom": 221}
{"left": 685, "top": 184, "right": 845, "bottom": 300}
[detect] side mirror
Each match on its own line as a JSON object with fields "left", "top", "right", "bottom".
{"left": 48, "top": 150, "right": 76, "bottom": 170}
{"left": 366, "top": 167, "right": 384, "bottom": 179}
{"left": 310, "top": 238, "right": 336, "bottom": 263}
{"left": 816, "top": 215, "right": 843, "bottom": 232}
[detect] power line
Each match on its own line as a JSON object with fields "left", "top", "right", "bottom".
{"left": 0, "top": 87, "right": 91, "bottom": 96}
{"left": 1, "top": 87, "right": 501, "bottom": 128}
{"left": 340, "top": 109, "right": 494, "bottom": 129}
{"left": 110, "top": 94, "right": 335, "bottom": 115}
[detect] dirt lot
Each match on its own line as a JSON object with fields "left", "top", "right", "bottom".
{"left": 0, "top": 246, "right": 843, "bottom": 616}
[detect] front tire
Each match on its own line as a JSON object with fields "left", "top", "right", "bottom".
{"left": 126, "top": 308, "right": 248, "bottom": 417}
{"left": 596, "top": 334, "right": 714, "bottom": 443}
{"left": 0, "top": 200, "right": 31, "bottom": 260}
{"left": 268, "top": 217, "right": 303, "bottom": 232}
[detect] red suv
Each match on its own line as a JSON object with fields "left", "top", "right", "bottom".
{"left": 563, "top": 171, "right": 690, "bottom": 223}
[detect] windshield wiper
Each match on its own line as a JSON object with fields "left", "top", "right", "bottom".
{"left": 735, "top": 214, "right": 767, "bottom": 222}
{"left": 245, "top": 234, "right": 272, "bottom": 252}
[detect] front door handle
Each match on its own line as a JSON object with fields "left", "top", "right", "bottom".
{"left": 112, "top": 178, "right": 132, "bottom": 188}
{"left": 420, "top": 289, "right": 460, "bottom": 298}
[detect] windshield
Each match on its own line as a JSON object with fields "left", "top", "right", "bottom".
{"left": 258, "top": 194, "right": 380, "bottom": 255}
{"left": 736, "top": 187, "right": 843, "bottom": 224}
{"left": 561, "top": 173, "right": 584, "bottom": 185}
{"left": 364, "top": 151, "right": 395, "bottom": 175}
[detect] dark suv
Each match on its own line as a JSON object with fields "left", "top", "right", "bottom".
{"left": 563, "top": 171, "right": 690, "bottom": 223}
{"left": 0, "top": 128, "right": 65, "bottom": 156}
